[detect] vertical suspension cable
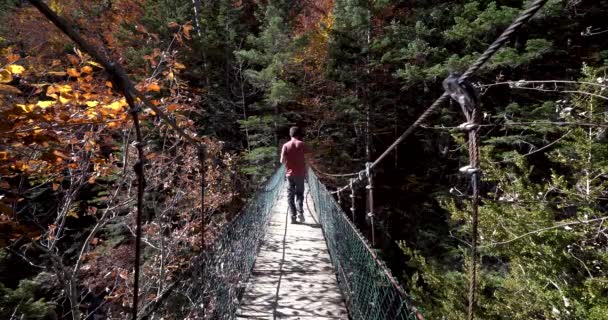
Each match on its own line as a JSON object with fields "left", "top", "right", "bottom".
{"left": 125, "top": 92, "right": 145, "bottom": 320}
{"left": 365, "top": 162, "right": 375, "bottom": 246}
{"left": 349, "top": 178, "right": 356, "bottom": 222}
{"left": 466, "top": 109, "right": 481, "bottom": 320}
{"left": 444, "top": 74, "right": 482, "bottom": 320}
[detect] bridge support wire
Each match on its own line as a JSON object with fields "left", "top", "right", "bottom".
{"left": 365, "top": 162, "right": 376, "bottom": 246}
{"left": 309, "top": 170, "right": 423, "bottom": 320}
{"left": 350, "top": 178, "right": 356, "bottom": 222}
{"left": 443, "top": 74, "right": 482, "bottom": 320}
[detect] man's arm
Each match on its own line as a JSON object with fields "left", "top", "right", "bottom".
{"left": 280, "top": 144, "right": 285, "bottom": 164}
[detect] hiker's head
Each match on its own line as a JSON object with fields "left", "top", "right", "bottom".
{"left": 289, "top": 126, "right": 303, "bottom": 139}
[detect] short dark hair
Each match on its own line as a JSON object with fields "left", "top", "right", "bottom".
{"left": 289, "top": 126, "right": 303, "bottom": 139}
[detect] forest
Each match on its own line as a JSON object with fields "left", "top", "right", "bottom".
{"left": 0, "top": 0, "right": 607, "bottom": 319}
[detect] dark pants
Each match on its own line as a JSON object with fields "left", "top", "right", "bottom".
{"left": 287, "top": 176, "right": 305, "bottom": 218}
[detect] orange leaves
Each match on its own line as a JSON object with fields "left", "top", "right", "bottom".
{"left": 52, "top": 150, "right": 70, "bottom": 160}
{"left": 98, "top": 98, "right": 128, "bottom": 117}
{"left": 81, "top": 65, "right": 93, "bottom": 74}
{"left": 67, "top": 68, "right": 81, "bottom": 77}
{"left": 146, "top": 83, "right": 161, "bottom": 92}
{"left": 182, "top": 24, "right": 193, "bottom": 39}
{"left": 87, "top": 174, "right": 97, "bottom": 184}
{"left": 5, "top": 53, "right": 20, "bottom": 64}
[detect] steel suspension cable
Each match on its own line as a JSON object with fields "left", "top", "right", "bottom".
{"left": 331, "top": 0, "right": 549, "bottom": 190}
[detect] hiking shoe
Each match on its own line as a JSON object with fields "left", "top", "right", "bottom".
{"left": 291, "top": 216, "right": 297, "bottom": 224}
{"left": 298, "top": 213, "right": 305, "bottom": 223}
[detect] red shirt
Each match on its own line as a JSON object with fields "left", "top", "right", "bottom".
{"left": 281, "top": 138, "right": 310, "bottom": 177}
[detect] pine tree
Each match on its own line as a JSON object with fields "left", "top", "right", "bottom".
{"left": 236, "top": 0, "right": 294, "bottom": 181}
{"left": 402, "top": 65, "right": 608, "bottom": 319}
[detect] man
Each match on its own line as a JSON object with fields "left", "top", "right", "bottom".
{"left": 280, "top": 126, "right": 310, "bottom": 224}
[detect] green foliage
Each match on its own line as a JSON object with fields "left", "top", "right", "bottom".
{"left": 0, "top": 273, "right": 52, "bottom": 319}
{"left": 235, "top": 0, "right": 296, "bottom": 181}
{"left": 403, "top": 65, "right": 608, "bottom": 318}
{"left": 141, "top": 0, "right": 192, "bottom": 37}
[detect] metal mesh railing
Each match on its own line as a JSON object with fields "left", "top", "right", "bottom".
{"left": 308, "top": 169, "right": 418, "bottom": 320}
{"left": 202, "top": 166, "right": 285, "bottom": 318}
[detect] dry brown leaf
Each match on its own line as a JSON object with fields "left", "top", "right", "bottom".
{"left": 0, "top": 84, "right": 21, "bottom": 94}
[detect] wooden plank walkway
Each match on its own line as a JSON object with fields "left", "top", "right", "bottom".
{"left": 236, "top": 187, "right": 348, "bottom": 319}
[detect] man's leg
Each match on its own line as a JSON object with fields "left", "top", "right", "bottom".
{"left": 287, "top": 176, "right": 297, "bottom": 223}
{"left": 295, "top": 176, "right": 305, "bottom": 222}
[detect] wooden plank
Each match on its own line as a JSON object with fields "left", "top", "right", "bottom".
{"left": 237, "top": 188, "right": 349, "bottom": 319}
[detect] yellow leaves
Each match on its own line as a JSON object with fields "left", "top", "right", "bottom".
{"left": 11, "top": 161, "right": 28, "bottom": 172}
{"left": 50, "top": 0, "right": 63, "bottom": 14}
{"left": 103, "top": 98, "right": 127, "bottom": 112}
{"left": 46, "top": 84, "right": 71, "bottom": 103}
{"left": 0, "top": 65, "right": 22, "bottom": 83}
{"left": 17, "top": 104, "right": 34, "bottom": 113}
{"left": 85, "top": 101, "right": 99, "bottom": 107}
{"left": 58, "top": 91, "right": 73, "bottom": 104}
{"left": 173, "top": 62, "right": 186, "bottom": 70}
{"left": 0, "top": 69, "right": 13, "bottom": 83}
{"left": 86, "top": 111, "right": 99, "bottom": 120}
{"left": 86, "top": 61, "right": 102, "bottom": 68}
{"left": 36, "top": 100, "right": 55, "bottom": 109}
{"left": 7, "top": 65, "right": 24, "bottom": 75}
{"left": 66, "top": 208, "right": 79, "bottom": 219}
{"left": 46, "top": 84, "right": 72, "bottom": 96}
{"left": 81, "top": 66, "right": 93, "bottom": 74}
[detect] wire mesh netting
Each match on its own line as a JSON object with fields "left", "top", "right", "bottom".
{"left": 202, "top": 166, "right": 285, "bottom": 318}
{"left": 308, "top": 170, "right": 418, "bottom": 320}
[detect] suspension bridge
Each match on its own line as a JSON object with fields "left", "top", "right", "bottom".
{"left": 25, "top": 0, "right": 552, "bottom": 319}
{"left": 203, "top": 166, "right": 420, "bottom": 319}
{"left": 197, "top": 0, "right": 549, "bottom": 317}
